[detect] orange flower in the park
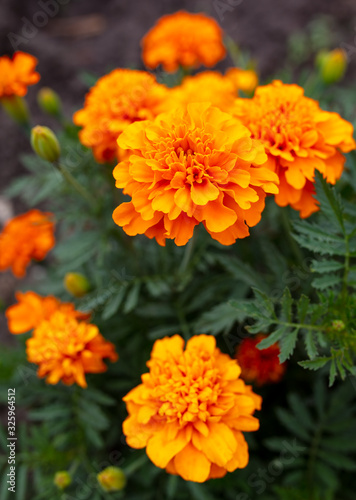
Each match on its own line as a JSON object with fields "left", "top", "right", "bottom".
{"left": 123, "top": 335, "right": 261, "bottom": 482}
{"left": 113, "top": 102, "right": 279, "bottom": 246}
{"left": 168, "top": 71, "right": 237, "bottom": 112}
{"left": 6, "top": 291, "right": 90, "bottom": 334}
{"left": 73, "top": 69, "right": 170, "bottom": 163}
{"left": 233, "top": 80, "right": 356, "bottom": 217}
{"left": 26, "top": 311, "right": 118, "bottom": 388}
{"left": 141, "top": 11, "right": 226, "bottom": 72}
{"left": 0, "top": 209, "right": 55, "bottom": 278}
{"left": 236, "top": 335, "right": 286, "bottom": 386}
{"left": 0, "top": 52, "right": 40, "bottom": 98}
{"left": 225, "top": 67, "right": 258, "bottom": 94}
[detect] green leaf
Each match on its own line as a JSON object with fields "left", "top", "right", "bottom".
{"left": 280, "top": 288, "right": 293, "bottom": 322}
{"left": 28, "top": 405, "right": 71, "bottom": 421}
{"left": 102, "top": 286, "right": 126, "bottom": 320}
{"left": 317, "top": 449, "right": 356, "bottom": 470}
{"left": 304, "top": 330, "right": 318, "bottom": 359}
{"left": 253, "top": 287, "right": 275, "bottom": 315}
{"left": 297, "top": 294, "right": 310, "bottom": 323}
{"left": 257, "top": 327, "right": 287, "bottom": 349}
{"left": 279, "top": 329, "right": 299, "bottom": 362}
{"left": 276, "top": 407, "right": 310, "bottom": 441}
{"left": 16, "top": 465, "right": 28, "bottom": 500}
{"left": 195, "top": 302, "right": 246, "bottom": 336}
{"left": 315, "top": 172, "right": 345, "bottom": 235}
{"left": 312, "top": 273, "right": 341, "bottom": 290}
{"left": 311, "top": 259, "right": 344, "bottom": 273}
{"left": 299, "top": 357, "right": 330, "bottom": 370}
{"left": 329, "top": 358, "right": 337, "bottom": 386}
{"left": 315, "top": 462, "right": 339, "bottom": 490}
{"left": 287, "top": 393, "right": 314, "bottom": 430}
{"left": 123, "top": 282, "right": 141, "bottom": 313}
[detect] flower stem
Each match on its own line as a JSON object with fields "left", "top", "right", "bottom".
{"left": 179, "top": 233, "right": 196, "bottom": 275}
{"left": 123, "top": 453, "right": 148, "bottom": 476}
{"left": 55, "top": 162, "right": 97, "bottom": 208}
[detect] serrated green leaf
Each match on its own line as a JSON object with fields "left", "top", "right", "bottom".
{"left": 311, "top": 259, "right": 344, "bottom": 273}
{"left": 299, "top": 357, "right": 330, "bottom": 370}
{"left": 315, "top": 462, "right": 339, "bottom": 490}
{"left": 315, "top": 172, "right": 345, "bottom": 235}
{"left": 287, "top": 393, "right": 314, "bottom": 430}
{"left": 257, "top": 327, "right": 287, "bottom": 349}
{"left": 102, "top": 286, "right": 126, "bottom": 320}
{"left": 312, "top": 273, "right": 341, "bottom": 290}
{"left": 304, "top": 330, "right": 318, "bottom": 359}
{"left": 252, "top": 287, "right": 275, "bottom": 315}
{"left": 195, "top": 302, "right": 246, "bottom": 336}
{"left": 276, "top": 407, "right": 310, "bottom": 441}
{"left": 279, "top": 329, "right": 299, "bottom": 362}
{"left": 297, "top": 294, "right": 310, "bottom": 323}
{"left": 329, "top": 358, "right": 337, "bottom": 386}
{"left": 317, "top": 449, "right": 356, "bottom": 470}
{"left": 123, "top": 282, "right": 141, "bottom": 314}
{"left": 280, "top": 288, "right": 293, "bottom": 322}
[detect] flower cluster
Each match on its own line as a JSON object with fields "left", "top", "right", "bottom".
{"left": 0, "top": 51, "right": 40, "bottom": 99}
{"left": 123, "top": 335, "right": 261, "bottom": 482}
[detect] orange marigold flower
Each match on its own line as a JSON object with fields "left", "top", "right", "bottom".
{"left": 113, "top": 102, "right": 279, "bottom": 246}
{"left": 0, "top": 209, "right": 55, "bottom": 278}
{"left": 232, "top": 80, "right": 356, "bottom": 217}
{"left": 73, "top": 69, "right": 170, "bottom": 163}
{"left": 235, "top": 335, "right": 286, "bottom": 386}
{"left": 123, "top": 335, "right": 261, "bottom": 482}
{"left": 225, "top": 67, "right": 258, "bottom": 94}
{"left": 141, "top": 11, "right": 226, "bottom": 72}
{"left": 26, "top": 311, "right": 118, "bottom": 388}
{"left": 167, "top": 71, "right": 237, "bottom": 112}
{"left": 0, "top": 52, "right": 40, "bottom": 98}
{"left": 6, "top": 291, "right": 90, "bottom": 334}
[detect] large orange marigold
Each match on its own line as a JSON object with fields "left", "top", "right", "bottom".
{"left": 26, "top": 311, "right": 118, "bottom": 388}
{"left": 123, "top": 335, "right": 261, "bottom": 482}
{"left": 235, "top": 335, "right": 286, "bottom": 386}
{"left": 141, "top": 11, "right": 226, "bottom": 72}
{"left": 113, "top": 102, "right": 279, "bottom": 246}
{"left": 233, "top": 80, "right": 356, "bottom": 217}
{"left": 6, "top": 291, "right": 90, "bottom": 334}
{"left": 0, "top": 209, "right": 55, "bottom": 278}
{"left": 0, "top": 52, "right": 40, "bottom": 99}
{"left": 73, "top": 69, "right": 170, "bottom": 163}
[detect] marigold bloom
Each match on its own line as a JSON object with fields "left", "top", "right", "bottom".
{"left": 0, "top": 209, "right": 55, "bottom": 278}
{"left": 168, "top": 71, "right": 237, "bottom": 112}
{"left": 235, "top": 335, "right": 286, "bottom": 386}
{"left": 113, "top": 102, "right": 279, "bottom": 246}
{"left": 26, "top": 311, "right": 118, "bottom": 388}
{"left": 142, "top": 11, "right": 226, "bottom": 72}
{"left": 0, "top": 52, "right": 40, "bottom": 98}
{"left": 225, "top": 67, "right": 258, "bottom": 94}
{"left": 73, "top": 69, "right": 170, "bottom": 163}
{"left": 233, "top": 80, "right": 356, "bottom": 217}
{"left": 123, "top": 335, "right": 261, "bottom": 482}
{"left": 6, "top": 291, "right": 90, "bottom": 334}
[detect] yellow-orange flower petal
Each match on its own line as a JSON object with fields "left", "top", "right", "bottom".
{"left": 141, "top": 11, "right": 226, "bottom": 72}
{"left": 123, "top": 334, "right": 261, "bottom": 482}
{"left": 0, "top": 52, "right": 40, "bottom": 98}
{"left": 232, "top": 80, "right": 356, "bottom": 217}
{"left": 0, "top": 209, "right": 55, "bottom": 278}
{"left": 113, "top": 103, "right": 279, "bottom": 246}
{"left": 73, "top": 69, "right": 170, "bottom": 163}
{"left": 26, "top": 311, "right": 118, "bottom": 388}
{"left": 225, "top": 67, "right": 258, "bottom": 94}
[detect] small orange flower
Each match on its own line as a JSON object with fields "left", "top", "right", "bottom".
{"left": 113, "top": 102, "right": 279, "bottom": 246}
{"left": 0, "top": 52, "right": 40, "bottom": 98}
{"left": 0, "top": 209, "right": 55, "bottom": 278}
{"left": 236, "top": 335, "right": 286, "bottom": 386}
{"left": 233, "top": 80, "right": 356, "bottom": 217}
{"left": 26, "top": 311, "right": 118, "bottom": 388}
{"left": 142, "top": 11, "right": 226, "bottom": 72}
{"left": 225, "top": 67, "right": 258, "bottom": 94}
{"left": 6, "top": 291, "right": 90, "bottom": 334}
{"left": 168, "top": 71, "right": 237, "bottom": 112}
{"left": 73, "top": 69, "right": 170, "bottom": 163}
{"left": 123, "top": 335, "right": 261, "bottom": 482}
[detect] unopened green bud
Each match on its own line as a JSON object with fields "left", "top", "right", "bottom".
{"left": 31, "top": 125, "right": 60, "bottom": 163}
{"left": 37, "top": 87, "right": 62, "bottom": 117}
{"left": 97, "top": 467, "right": 126, "bottom": 492}
{"left": 54, "top": 471, "right": 71, "bottom": 490}
{"left": 331, "top": 319, "right": 345, "bottom": 332}
{"left": 1, "top": 95, "right": 29, "bottom": 125}
{"left": 316, "top": 49, "right": 347, "bottom": 85}
{"left": 64, "top": 272, "right": 91, "bottom": 297}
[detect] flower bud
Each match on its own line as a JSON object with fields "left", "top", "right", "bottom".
{"left": 331, "top": 319, "right": 345, "bottom": 332}
{"left": 54, "top": 471, "right": 71, "bottom": 490}
{"left": 64, "top": 272, "right": 91, "bottom": 297}
{"left": 31, "top": 125, "right": 60, "bottom": 163}
{"left": 37, "top": 87, "right": 62, "bottom": 117}
{"left": 316, "top": 49, "right": 347, "bottom": 85}
{"left": 97, "top": 467, "right": 126, "bottom": 492}
{"left": 1, "top": 95, "right": 29, "bottom": 125}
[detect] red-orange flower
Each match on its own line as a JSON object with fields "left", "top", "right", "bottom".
{"left": 235, "top": 335, "right": 286, "bottom": 386}
{"left": 123, "top": 335, "right": 261, "bottom": 482}
{"left": 0, "top": 209, "right": 55, "bottom": 278}
{"left": 233, "top": 80, "right": 356, "bottom": 217}
{"left": 113, "top": 102, "right": 279, "bottom": 246}
{"left": 6, "top": 291, "right": 90, "bottom": 334}
{"left": 26, "top": 311, "right": 118, "bottom": 388}
{"left": 141, "top": 11, "right": 226, "bottom": 72}
{"left": 73, "top": 69, "right": 170, "bottom": 163}
{"left": 0, "top": 52, "right": 40, "bottom": 98}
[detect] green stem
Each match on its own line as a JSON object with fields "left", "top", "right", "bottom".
{"left": 273, "top": 319, "right": 324, "bottom": 332}
{"left": 342, "top": 235, "right": 350, "bottom": 302}
{"left": 55, "top": 162, "right": 97, "bottom": 208}
{"left": 179, "top": 233, "right": 196, "bottom": 275}
{"left": 123, "top": 454, "right": 148, "bottom": 476}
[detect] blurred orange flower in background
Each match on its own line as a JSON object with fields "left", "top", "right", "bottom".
{"left": 225, "top": 67, "right": 259, "bottom": 94}
{"left": 123, "top": 335, "right": 261, "bottom": 482}
{"left": 113, "top": 102, "right": 279, "bottom": 246}
{"left": 0, "top": 209, "right": 55, "bottom": 278}
{"left": 233, "top": 80, "right": 356, "bottom": 217}
{"left": 73, "top": 69, "right": 170, "bottom": 163}
{"left": 141, "top": 11, "right": 226, "bottom": 72}
{"left": 0, "top": 51, "right": 40, "bottom": 99}
{"left": 235, "top": 335, "right": 286, "bottom": 386}
{"left": 6, "top": 291, "right": 90, "bottom": 334}
{"left": 26, "top": 311, "right": 118, "bottom": 388}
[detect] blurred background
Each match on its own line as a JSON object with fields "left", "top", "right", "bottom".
{"left": 1, "top": 0, "right": 356, "bottom": 333}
